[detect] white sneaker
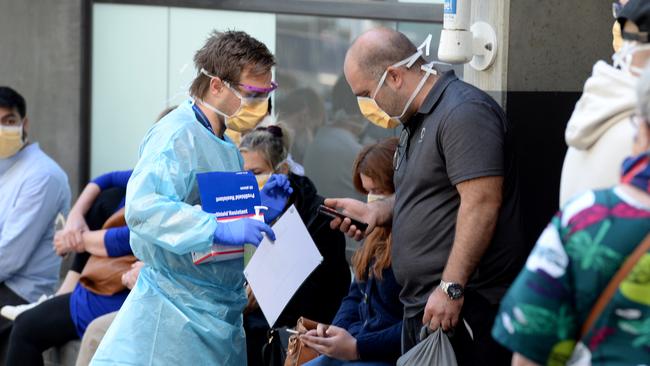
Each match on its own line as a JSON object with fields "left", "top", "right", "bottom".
{"left": 0, "top": 294, "right": 52, "bottom": 321}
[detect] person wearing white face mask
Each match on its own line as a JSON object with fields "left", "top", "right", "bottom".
{"left": 560, "top": 0, "right": 650, "bottom": 206}
{"left": 238, "top": 124, "right": 350, "bottom": 366}
{"left": 90, "top": 31, "right": 292, "bottom": 366}
{"left": 325, "top": 28, "right": 524, "bottom": 365}
{"left": 0, "top": 86, "right": 70, "bottom": 354}
{"left": 301, "top": 137, "right": 403, "bottom": 366}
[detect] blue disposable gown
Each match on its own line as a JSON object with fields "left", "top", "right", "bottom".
{"left": 91, "top": 100, "right": 247, "bottom": 365}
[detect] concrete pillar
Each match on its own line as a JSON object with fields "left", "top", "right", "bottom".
{"left": 0, "top": 0, "right": 84, "bottom": 197}
{"left": 464, "top": 0, "right": 614, "bottom": 245}
{"left": 507, "top": 1, "right": 613, "bottom": 246}
{"left": 462, "top": 1, "right": 613, "bottom": 246}
{"left": 462, "top": 0, "right": 510, "bottom": 107}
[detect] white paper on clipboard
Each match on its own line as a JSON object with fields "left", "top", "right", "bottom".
{"left": 244, "top": 205, "right": 323, "bottom": 327}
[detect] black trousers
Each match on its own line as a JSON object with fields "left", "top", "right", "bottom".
{"left": 402, "top": 290, "right": 511, "bottom": 366}
{"left": 4, "top": 293, "right": 77, "bottom": 366}
{"left": 0, "top": 283, "right": 28, "bottom": 363}
{"left": 245, "top": 308, "right": 271, "bottom": 366}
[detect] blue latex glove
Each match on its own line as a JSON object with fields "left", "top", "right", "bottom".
{"left": 213, "top": 218, "right": 276, "bottom": 247}
{"left": 260, "top": 174, "right": 293, "bottom": 223}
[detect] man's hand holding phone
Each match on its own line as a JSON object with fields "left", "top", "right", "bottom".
{"left": 322, "top": 197, "right": 392, "bottom": 241}
{"left": 318, "top": 204, "right": 368, "bottom": 232}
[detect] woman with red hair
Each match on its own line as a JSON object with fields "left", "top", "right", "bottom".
{"left": 302, "top": 137, "right": 403, "bottom": 366}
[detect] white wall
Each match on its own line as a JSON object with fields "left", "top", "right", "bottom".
{"left": 91, "top": 4, "right": 276, "bottom": 178}
{"left": 167, "top": 8, "right": 276, "bottom": 108}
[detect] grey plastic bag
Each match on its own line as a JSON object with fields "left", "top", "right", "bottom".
{"left": 397, "top": 327, "right": 458, "bottom": 366}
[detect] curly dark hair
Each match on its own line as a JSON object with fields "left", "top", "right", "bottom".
{"left": 190, "top": 30, "right": 275, "bottom": 99}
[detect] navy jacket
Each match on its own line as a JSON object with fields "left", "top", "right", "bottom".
{"left": 333, "top": 267, "right": 403, "bottom": 362}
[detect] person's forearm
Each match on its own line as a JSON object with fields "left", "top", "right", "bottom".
{"left": 442, "top": 195, "right": 500, "bottom": 285}
{"left": 70, "top": 183, "right": 102, "bottom": 217}
{"left": 56, "top": 271, "right": 81, "bottom": 295}
{"left": 126, "top": 185, "right": 217, "bottom": 255}
{"left": 512, "top": 353, "right": 541, "bottom": 366}
{"left": 81, "top": 230, "right": 109, "bottom": 256}
{"left": 370, "top": 195, "right": 394, "bottom": 226}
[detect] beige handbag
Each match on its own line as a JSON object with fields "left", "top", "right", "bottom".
{"left": 284, "top": 317, "right": 320, "bottom": 366}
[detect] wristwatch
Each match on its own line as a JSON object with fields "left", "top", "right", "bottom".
{"left": 439, "top": 280, "right": 464, "bottom": 300}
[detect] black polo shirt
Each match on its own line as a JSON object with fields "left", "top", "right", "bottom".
{"left": 392, "top": 70, "right": 525, "bottom": 317}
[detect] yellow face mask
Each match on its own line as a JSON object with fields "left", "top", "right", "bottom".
{"left": 255, "top": 173, "right": 271, "bottom": 191}
{"left": 199, "top": 69, "right": 272, "bottom": 133}
{"left": 0, "top": 125, "right": 25, "bottom": 159}
{"left": 356, "top": 35, "right": 436, "bottom": 129}
{"left": 225, "top": 130, "right": 242, "bottom": 145}
{"left": 225, "top": 96, "right": 269, "bottom": 133}
{"left": 357, "top": 97, "right": 401, "bottom": 129}
{"left": 200, "top": 93, "right": 268, "bottom": 134}
{"left": 613, "top": 21, "right": 623, "bottom": 53}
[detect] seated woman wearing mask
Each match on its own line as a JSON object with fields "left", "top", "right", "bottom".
{"left": 301, "top": 137, "right": 403, "bottom": 366}
{"left": 240, "top": 124, "right": 351, "bottom": 366}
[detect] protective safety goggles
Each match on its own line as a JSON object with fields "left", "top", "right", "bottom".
{"left": 201, "top": 68, "right": 278, "bottom": 99}
{"left": 237, "top": 81, "right": 278, "bottom": 98}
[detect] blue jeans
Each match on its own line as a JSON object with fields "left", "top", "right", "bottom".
{"left": 304, "top": 355, "right": 394, "bottom": 366}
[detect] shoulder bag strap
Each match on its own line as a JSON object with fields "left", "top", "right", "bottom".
{"left": 580, "top": 233, "right": 650, "bottom": 338}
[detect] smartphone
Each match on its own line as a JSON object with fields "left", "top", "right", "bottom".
{"left": 318, "top": 204, "right": 368, "bottom": 232}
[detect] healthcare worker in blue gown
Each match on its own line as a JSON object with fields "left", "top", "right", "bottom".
{"left": 91, "top": 31, "right": 290, "bottom": 365}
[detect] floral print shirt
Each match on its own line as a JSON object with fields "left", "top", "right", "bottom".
{"left": 491, "top": 187, "right": 650, "bottom": 366}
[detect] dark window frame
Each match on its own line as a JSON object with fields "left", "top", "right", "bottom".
{"left": 93, "top": 0, "right": 443, "bottom": 23}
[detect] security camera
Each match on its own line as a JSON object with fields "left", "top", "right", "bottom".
{"left": 437, "top": 0, "right": 497, "bottom": 71}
